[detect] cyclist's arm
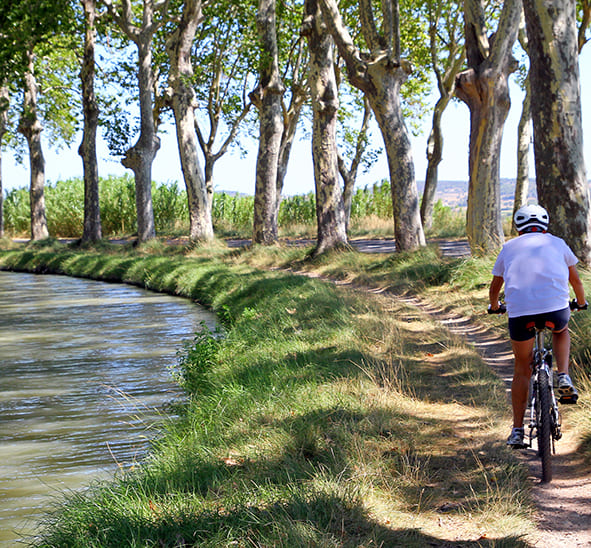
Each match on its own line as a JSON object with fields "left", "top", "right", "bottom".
{"left": 489, "top": 275, "right": 504, "bottom": 310}
{"left": 568, "top": 265, "right": 586, "bottom": 307}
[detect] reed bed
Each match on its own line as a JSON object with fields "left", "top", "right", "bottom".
{"left": 2, "top": 176, "right": 465, "bottom": 240}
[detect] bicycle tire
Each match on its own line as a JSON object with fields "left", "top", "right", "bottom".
{"left": 536, "top": 368, "right": 553, "bottom": 483}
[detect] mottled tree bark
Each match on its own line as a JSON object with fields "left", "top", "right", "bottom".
{"left": 252, "top": 0, "right": 284, "bottom": 244}
{"left": 18, "top": 48, "right": 49, "bottom": 241}
{"left": 455, "top": 0, "right": 520, "bottom": 255}
{"left": 319, "top": 0, "right": 425, "bottom": 251}
{"left": 275, "top": 66, "right": 307, "bottom": 218}
{"left": 166, "top": 0, "right": 214, "bottom": 241}
{"left": 523, "top": 0, "right": 591, "bottom": 264}
{"left": 303, "top": 0, "right": 347, "bottom": 255}
{"left": 421, "top": 97, "right": 447, "bottom": 231}
{"left": 511, "top": 75, "right": 531, "bottom": 235}
{"left": 79, "top": 0, "right": 102, "bottom": 243}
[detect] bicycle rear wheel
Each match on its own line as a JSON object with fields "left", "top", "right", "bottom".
{"left": 536, "top": 368, "right": 553, "bottom": 483}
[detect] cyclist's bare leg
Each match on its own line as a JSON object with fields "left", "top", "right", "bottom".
{"left": 511, "top": 338, "right": 535, "bottom": 428}
{"left": 552, "top": 326, "right": 570, "bottom": 374}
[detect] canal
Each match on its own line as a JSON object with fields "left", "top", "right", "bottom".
{"left": 0, "top": 271, "right": 216, "bottom": 545}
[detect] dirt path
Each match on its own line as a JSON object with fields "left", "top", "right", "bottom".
{"left": 399, "top": 294, "right": 591, "bottom": 547}
{"left": 298, "top": 237, "right": 591, "bottom": 544}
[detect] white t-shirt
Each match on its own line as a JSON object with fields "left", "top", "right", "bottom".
{"left": 491, "top": 232, "right": 578, "bottom": 318}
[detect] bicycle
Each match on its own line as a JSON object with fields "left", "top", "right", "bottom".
{"left": 488, "top": 299, "right": 587, "bottom": 483}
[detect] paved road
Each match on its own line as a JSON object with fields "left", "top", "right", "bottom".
{"left": 227, "top": 238, "right": 471, "bottom": 258}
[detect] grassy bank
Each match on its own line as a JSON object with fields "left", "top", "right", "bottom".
{"left": 1, "top": 239, "right": 589, "bottom": 546}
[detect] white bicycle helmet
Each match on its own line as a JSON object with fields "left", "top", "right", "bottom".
{"left": 514, "top": 204, "right": 549, "bottom": 232}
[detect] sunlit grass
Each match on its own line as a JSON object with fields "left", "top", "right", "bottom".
{"left": 0, "top": 241, "right": 547, "bottom": 546}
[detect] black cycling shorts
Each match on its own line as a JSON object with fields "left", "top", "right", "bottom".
{"left": 508, "top": 307, "right": 571, "bottom": 342}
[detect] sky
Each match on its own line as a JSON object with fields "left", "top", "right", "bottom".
{"left": 2, "top": 47, "right": 590, "bottom": 197}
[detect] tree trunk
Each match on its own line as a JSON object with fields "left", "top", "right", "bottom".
{"left": 318, "top": 0, "right": 425, "bottom": 251}
{"left": 0, "top": 86, "right": 8, "bottom": 239}
{"left": 456, "top": 65, "right": 513, "bottom": 252}
{"left": 18, "top": 49, "right": 49, "bottom": 241}
{"left": 122, "top": 39, "right": 159, "bottom": 242}
{"left": 252, "top": 0, "right": 284, "bottom": 245}
{"left": 275, "top": 81, "right": 307, "bottom": 218}
{"left": 167, "top": 0, "right": 214, "bottom": 241}
{"left": 105, "top": 0, "right": 163, "bottom": 243}
{"left": 421, "top": 97, "right": 448, "bottom": 231}
{"left": 338, "top": 97, "right": 371, "bottom": 232}
{"left": 79, "top": 0, "right": 102, "bottom": 243}
{"left": 420, "top": 0, "right": 465, "bottom": 232}
{"left": 455, "top": 0, "right": 520, "bottom": 255}
{"left": 523, "top": 0, "right": 591, "bottom": 264}
{"left": 304, "top": 0, "right": 347, "bottom": 255}
{"left": 366, "top": 65, "right": 425, "bottom": 251}
{"left": 511, "top": 76, "right": 531, "bottom": 235}
{"left": 338, "top": 153, "right": 354, "bottom": 232}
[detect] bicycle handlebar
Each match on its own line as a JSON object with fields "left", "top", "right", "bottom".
{"left": 570, "top": 299, "right": 588, "bottom": 311}
{"left": 487, "top": 303, "right": 507, "bottom": 315}
{"left": 488, "top": 301, "right": 587, "bottom": 314}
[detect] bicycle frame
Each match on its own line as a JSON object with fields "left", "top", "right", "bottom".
{"left": 527, "top": 328, "right": 561, "bottom": 482}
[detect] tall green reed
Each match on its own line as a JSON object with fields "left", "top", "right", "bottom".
{"left": 2, "top": 176, "right": 465, "bottom": 239}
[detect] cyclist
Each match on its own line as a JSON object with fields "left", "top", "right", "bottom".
{"left": 488, "top": 204, "right": 587, "bottom": 448}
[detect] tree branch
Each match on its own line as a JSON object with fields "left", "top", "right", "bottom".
{"left": 359, "top": 0, "right": 382, "bottom": 52}
{"left": 488, "top": 0, "right": 521, "bottom": 71}
{"left": 317, "top": 0, "right": 368, "bottom": 89}
{"left": 464, "top": 0, "right": 489, "bottom": 68}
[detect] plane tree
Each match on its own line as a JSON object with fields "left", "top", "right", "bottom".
{"left": 420, "top": 0, "right": 465, "bottom": 231}
{"left": 251, "top": 0, "right": 310, "bottom": 244}
{"left": 0, "top": 86, "right": 7, "bottom": 238}
{"left": 0, "top": 0, "right": 79, "bottom": 241}
{"left": 302, "top": 0, "right": 348, "bottom": 254}
{"left": 162, "top": 0, "right": 215, "bottom": 241}
{"left": 455, "top": 0, "right": 521, "bottom": 254}
{"left": 102, "top": 0, "right": 173, "bottom": 242}
{"left": 318, "top": 0, "right": 426, "bottom": 251}
{"left": 523, "top": 0, "right": 591, "bottom": 264}
{"left": 79, "top": 0, "right": 102, "bottom": 242}
{"left": 336, "top": 92, "right": 374, "bottom": 231}
{"left": 251, "top": 0, "right": 283, "bottom": 244}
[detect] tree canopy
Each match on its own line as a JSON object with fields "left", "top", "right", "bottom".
{"left": 0, "top": 0, "right": 589, "bottom": 261}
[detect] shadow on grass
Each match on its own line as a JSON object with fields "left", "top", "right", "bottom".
{"left": 51, "top": 493, "right": 527, "bottom": 547}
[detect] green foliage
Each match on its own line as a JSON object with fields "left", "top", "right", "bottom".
{"left": 278, "top": 192, "right": 316, "bottom": 225}
{"left": 36, "top": 41, "right": 81, "bottom": 147}
{"left": 98, "top": 175, "right": 137, "bottom": 236}
{"left": 0, "top": 0, "right": 77, "bottom": 80}
{"left": 350, "top": 180, "right": 393, "bottom": 219}
{"left": 152, "top": 181, "right": 188, "bottom": 231}
{"left": 175, "top": 325, "right": 222, "bottom": 395}
{"left": 429, "top": 200, "right": 466, "bottom": 238}
{"left": 2, "top": 176, "right": 466, "bottom": 239}
{"left": 2, "top": 187, "right": 30, "bottom": 234}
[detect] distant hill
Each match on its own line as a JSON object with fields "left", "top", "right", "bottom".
{"left": 417, "top": 178, "right": 538, "bottom": 213}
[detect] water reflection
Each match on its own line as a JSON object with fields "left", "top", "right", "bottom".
{"left": 0, "top": 271, "right": 216, "bottom": 545}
